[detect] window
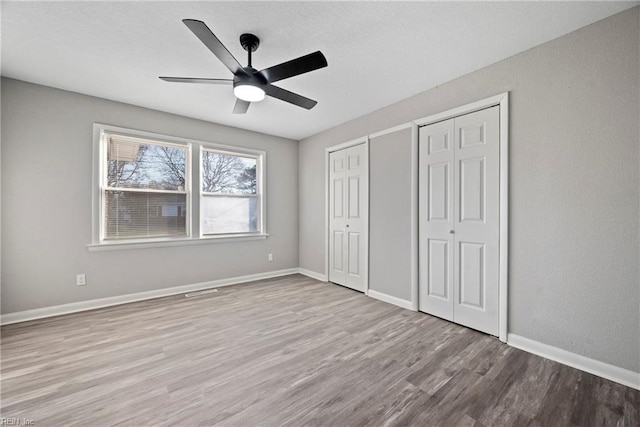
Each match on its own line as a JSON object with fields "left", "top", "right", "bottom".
{"left": 201, "top": 149, "right": 261, "bottom": 235}
{"left": 103, "top": 134, "right": 190, "bottom": 241}
{"left": 92, "top": 124, "right": 266, "bottom": 248}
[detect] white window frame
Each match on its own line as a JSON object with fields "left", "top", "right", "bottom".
{"left": 100, "top": 133, "right": 192, "bottom": 242}
{"left": 90, "top": 124, "right": 267, "bottom": 251}
{"left": 199, "top": 146, "right": 265, "bottom": 238}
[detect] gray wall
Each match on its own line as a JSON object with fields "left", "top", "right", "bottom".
{"left": 299, "top": 7, "right": 640, "bottom": 372}
{"left": 369, "top": 128, "right": 413, "bottom": 301}
{"left": 1, "top": 78, "right": 299, "bottom": 313}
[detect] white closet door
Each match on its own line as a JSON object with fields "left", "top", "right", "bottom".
{"left": 329, "top": 143, "right": 367, "bottom": 292}
{"left": 453, "top": 106, "right": 499, "bottom": 335}
{"left": 418, "top": 119, "right": 455, "bottom": 321}
{"left": 419, "top": 106, "right": 500, "bottom": 336}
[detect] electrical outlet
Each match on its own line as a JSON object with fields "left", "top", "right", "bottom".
{"left": 267, "top": 253, "right": 273, "bottom": 262}
{"left": 76, "top": 274, "right": 86, "bottom": 286}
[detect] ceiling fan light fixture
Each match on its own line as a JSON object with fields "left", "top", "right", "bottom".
{"left": 233, "top": 82, "right": 265, "bottom": 102}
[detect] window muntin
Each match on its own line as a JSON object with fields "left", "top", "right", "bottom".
{"left": 102, "top": 133, "right": 190, "bottom": 241}
{"left": 201, "top": 149, "right": 261, "bottom": 235}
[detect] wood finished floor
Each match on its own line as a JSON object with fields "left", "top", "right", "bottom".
{"left": 1, "top": 274, "right": 638, "bottom": 426}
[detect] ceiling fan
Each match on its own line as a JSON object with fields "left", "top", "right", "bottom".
{"left": 160, "top": 19, "right": 328, "bottom": 114}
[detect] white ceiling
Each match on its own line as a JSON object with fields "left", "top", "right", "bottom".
{"left": 2, "top": 1, "right": 637, "bottom": 140}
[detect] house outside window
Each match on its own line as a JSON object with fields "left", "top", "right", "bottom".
{"left": 92, "top": 124, "right": 266, "bottom": 248}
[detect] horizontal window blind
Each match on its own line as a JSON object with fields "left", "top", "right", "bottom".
{"left": 103, "top": 133, "right": 189, "bottom": 240}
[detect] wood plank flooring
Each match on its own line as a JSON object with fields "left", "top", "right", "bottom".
{"left": 1, "top": 274, "right": 638, "bottom": 426}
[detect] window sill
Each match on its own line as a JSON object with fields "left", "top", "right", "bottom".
{"left": 87, "top": 233, "right": 269, "bottom": 252}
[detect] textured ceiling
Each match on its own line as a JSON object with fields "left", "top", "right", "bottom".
{"left": 1, "top": 1, "right": 637, "bottom": 140}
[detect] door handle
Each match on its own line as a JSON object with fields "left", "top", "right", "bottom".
{"left": 449, "top": 230, "right": 454, "bottom": 234}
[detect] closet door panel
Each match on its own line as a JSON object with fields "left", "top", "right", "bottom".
{"left": 453, "top": 106, "right": 499, "bottom": 336}
{"left": 419, "top": 119, "right": 455, "bottom": 321}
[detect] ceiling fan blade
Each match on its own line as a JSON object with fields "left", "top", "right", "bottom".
{"left": 159, "top": 77, "right": 233, "bottom": 84}
{"left": 233, "top": 99, "right": 251, "bottom": 114}
{"left": 259, "top": 51, "right": 327, "bottom": 84}
{"left": 265, "top": 84, "right": 317, "bottom": 110}
{"left": 182, "top": 19, "right": 245, "bottom": 75}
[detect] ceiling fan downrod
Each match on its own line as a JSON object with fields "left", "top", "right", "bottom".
{"left": 240, "top": 33, "right": 260, "bottom": 68}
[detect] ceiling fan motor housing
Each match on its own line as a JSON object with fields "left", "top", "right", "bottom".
{"left": 234, "top": 67, "right": 267, "bottom": 88}
{"left": 233, "top": 67, "right": 268, "bottom": 102}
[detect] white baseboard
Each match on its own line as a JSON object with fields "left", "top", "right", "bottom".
{"left": 1, "top": 268, "right": 299, "bottom": 326}
{"left": 298, "top": 268, "right": 326, "bottom": 282}
{"left": 508, "top": 333, "right": 640, "bottom": 391}
{"left": 367, "top": 289, "right": 413, "bottom": 310}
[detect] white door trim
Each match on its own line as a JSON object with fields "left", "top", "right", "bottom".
{"left": 410, "top": 123, "right": 420, "bottom": 311}
{"left": 369, "top": 122, "right": 414, "bottom": 140}
{"left": 412, "top": 92, "right": 509, "bottom": 342}
{"left": 325, "top": 136, "right": 370, "bottom": 294}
